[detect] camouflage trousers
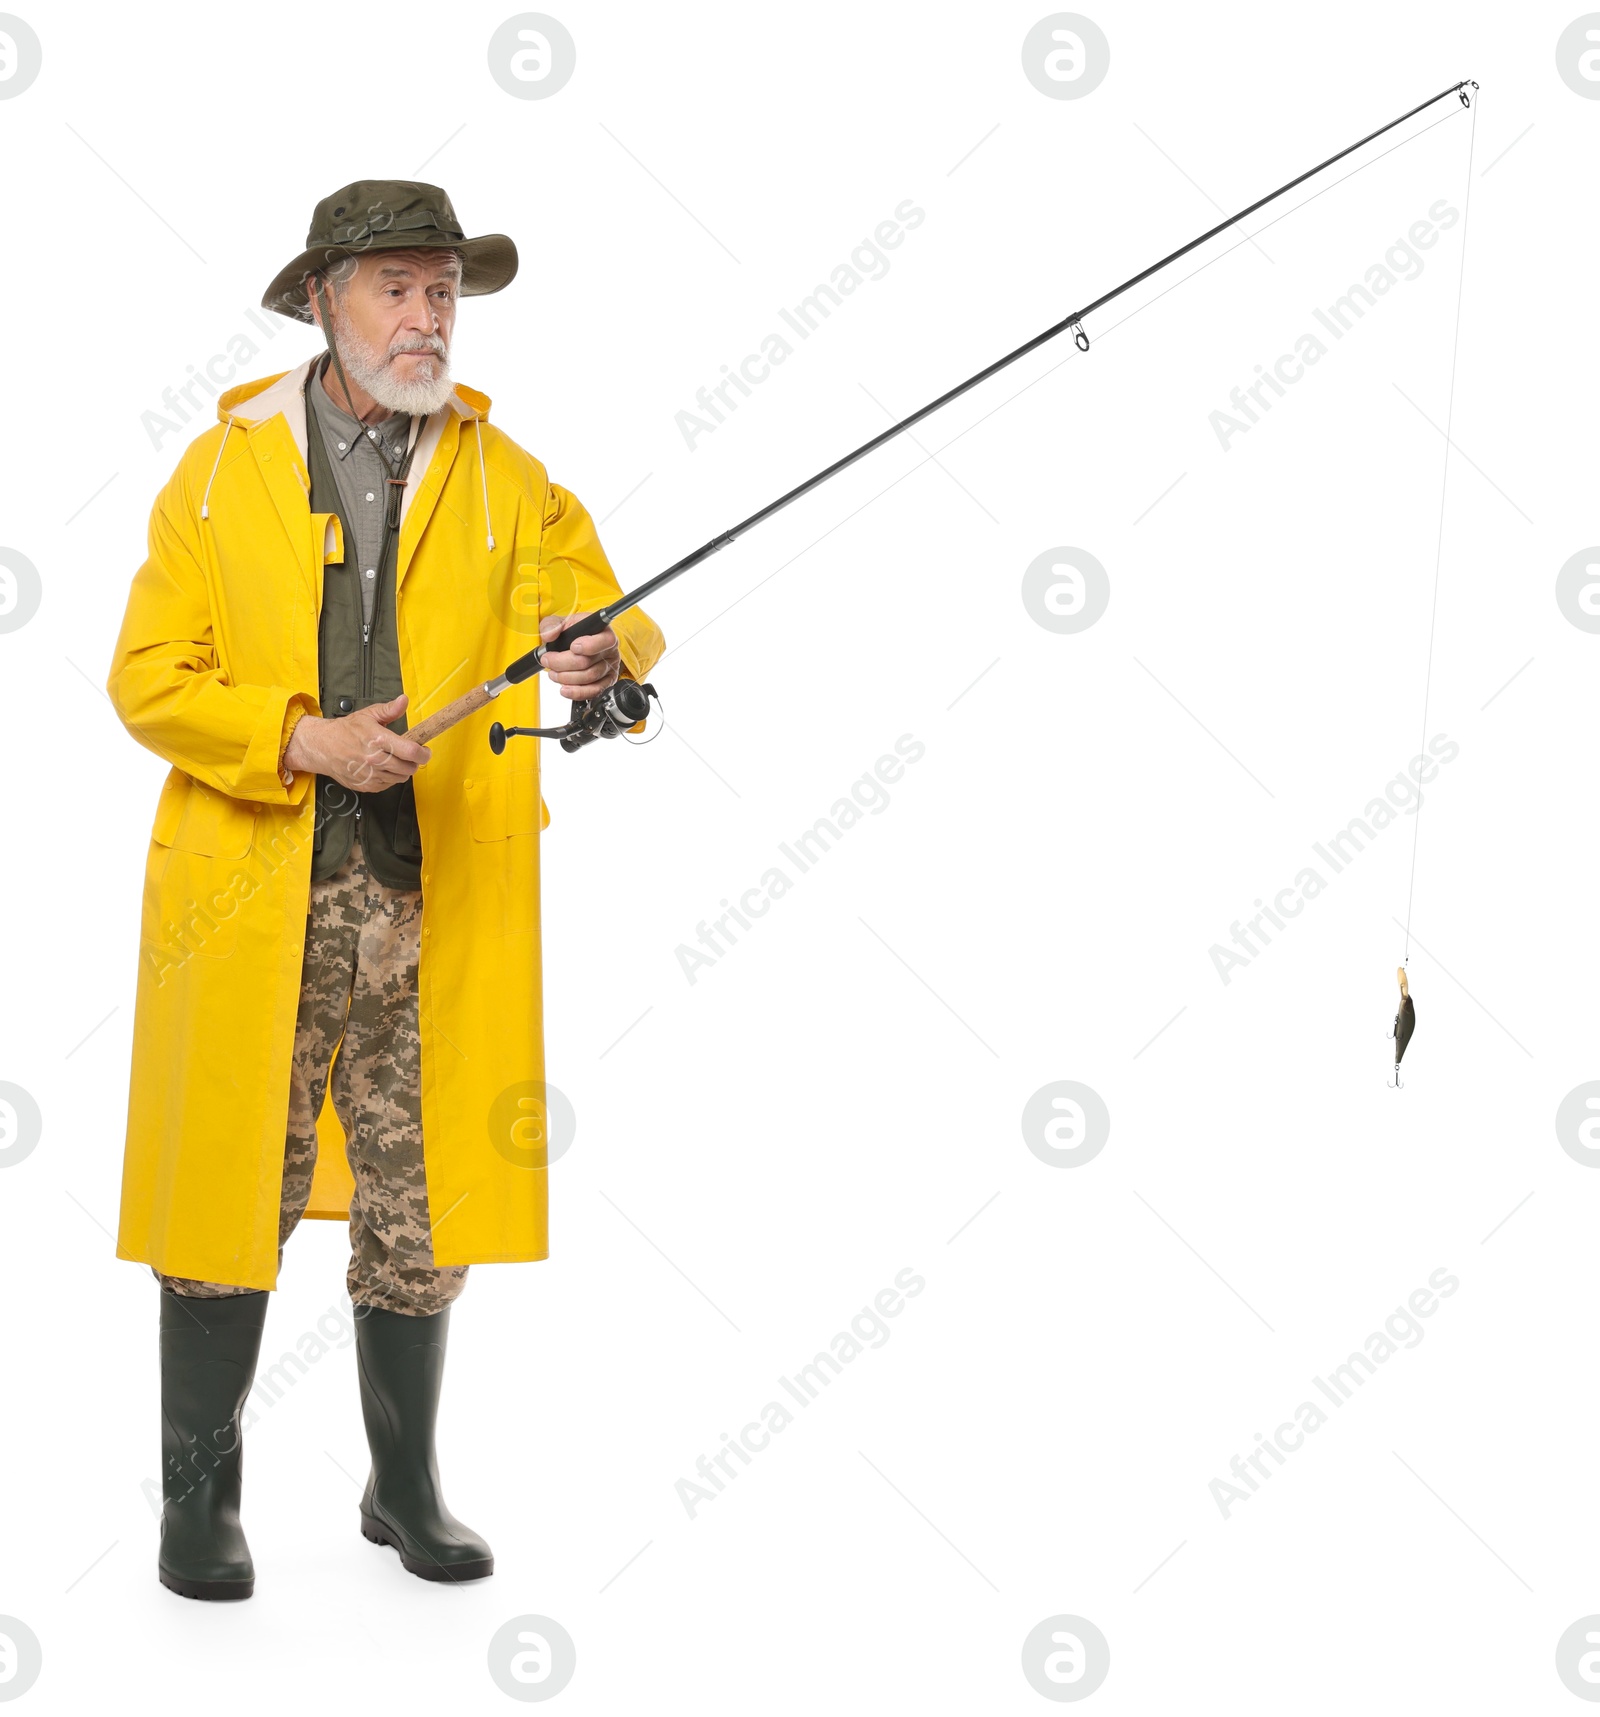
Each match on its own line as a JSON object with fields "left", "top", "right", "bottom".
{"left": 159, "top": 832, "right": 468, "bottom": 1316}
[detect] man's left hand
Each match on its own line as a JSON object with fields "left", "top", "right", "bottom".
{"left": 540, "top": 612, "right": 622, "bottom": 701}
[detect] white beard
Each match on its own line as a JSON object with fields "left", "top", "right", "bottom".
{"left": 331, "top": 313, "right": 456, "bottom": 417}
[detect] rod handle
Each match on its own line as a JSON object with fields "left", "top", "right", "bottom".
{"left": 409, "top": 681, "right": 496, "bottom": 747}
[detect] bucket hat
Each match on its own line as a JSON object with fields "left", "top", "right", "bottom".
{"left": 261, "top": 180, "right": 517, "bottom": 323}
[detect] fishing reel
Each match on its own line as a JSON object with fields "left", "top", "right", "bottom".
{"left": 489, "top": 678, "right": 661, "bottom": 755}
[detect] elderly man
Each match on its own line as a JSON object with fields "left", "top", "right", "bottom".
{"left": 108, "top": 181, "right": 664, "bottom": 1600}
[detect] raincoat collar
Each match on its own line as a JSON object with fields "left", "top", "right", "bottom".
{"left": 205, "top": 360, "right": 497, "bottom": 556}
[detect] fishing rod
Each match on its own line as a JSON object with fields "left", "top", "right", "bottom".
{"left": 406, "top": 77, "right": 1478, "bottom": 757}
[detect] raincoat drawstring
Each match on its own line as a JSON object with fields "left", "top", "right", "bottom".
{"left": 474, "top": 415, "right": 495, "bottom": 551}
{"left": 200, "top": 417, "right": 234, "bottom": 521}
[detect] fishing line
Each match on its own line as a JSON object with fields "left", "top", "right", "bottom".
{"left": 1402, "top": 92, "right": 1480, "bottom": 962}
{"left": 1384, "top": 89, "right": 1478, "bottom": 1083}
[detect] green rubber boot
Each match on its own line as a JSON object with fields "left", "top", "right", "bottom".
{"left": 355, "top": 1305, "right": 494, "bottom": 1583}
{"left": 158, "top": 1288, "right": 268, "bottom": 1601}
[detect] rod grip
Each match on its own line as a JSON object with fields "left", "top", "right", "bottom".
{"left": 408, "top": 682, "right": 495, "bottom": 746}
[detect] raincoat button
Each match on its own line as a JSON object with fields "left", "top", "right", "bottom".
{"left": 338, "top": 697, "right": 353, "bottom": 713}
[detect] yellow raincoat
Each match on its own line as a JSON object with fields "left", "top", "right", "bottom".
{"left": 109, "top": 358, "right": 664, "bottom": 1289}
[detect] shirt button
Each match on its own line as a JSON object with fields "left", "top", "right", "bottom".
{"left": 338, "top": 697, "right": 354, "bottom": 713}
{"left": 366, "top": 491, "right": 375, "bottom": 502}
{"left": 364, "top": 568, "right": 376, "bottom": 580}
{"left": 367, "top": 429, "right": 378, "bottom": 439}
{"left": 337, "top": 440, "right": 347, "bottom": 451}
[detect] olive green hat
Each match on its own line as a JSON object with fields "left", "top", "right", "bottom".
{"left": 261, "top": 179, "right": 518, "bottom": 323}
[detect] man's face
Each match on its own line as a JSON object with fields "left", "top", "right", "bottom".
{"left": 343, "top": 248, "right": 458, "bottom": 374}
{"left": 311, "top": 248, "right": 461, "bottom": 415}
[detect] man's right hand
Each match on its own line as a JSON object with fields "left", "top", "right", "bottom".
{"left": 283, "top": 694, "right": 431, "bottom": 790}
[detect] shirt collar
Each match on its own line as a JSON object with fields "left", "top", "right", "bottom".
{"left": 308, "top": 355, "right": 411, "bottom": 463}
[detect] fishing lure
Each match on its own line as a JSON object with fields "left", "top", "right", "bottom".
{"left": 1390, "top": 967, "right": 1416, "bottom": 1087}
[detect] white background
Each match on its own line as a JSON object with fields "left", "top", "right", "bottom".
{"left": 0, "top": 0, "right": 1594, "bottom": 1710}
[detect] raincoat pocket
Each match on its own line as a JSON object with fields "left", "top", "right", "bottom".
{"left": 158, "top": 772, "right": 259, "bottom": 858}
{"left": 463, "top": 767, "right": 543, "bottom": 841}
{"left": 142, "top": 776, "right": 251, "bottom": 969}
